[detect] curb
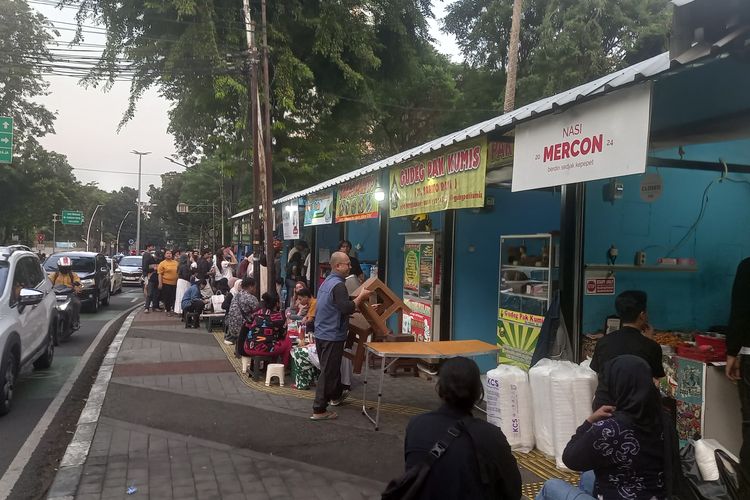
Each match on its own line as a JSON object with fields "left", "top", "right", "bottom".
{"left": 46, "top": 309, "right": 139, "bottom": 500}
{"left": 0, "top": 305, "right": 139, "bottom": 500}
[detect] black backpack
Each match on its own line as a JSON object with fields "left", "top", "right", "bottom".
{"left": 382, "top": 420, "right": 466, "bottom": 500}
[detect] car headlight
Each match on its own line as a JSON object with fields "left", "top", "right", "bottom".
{"left": 80, "top": 279, "right": 95, "bottom": 287}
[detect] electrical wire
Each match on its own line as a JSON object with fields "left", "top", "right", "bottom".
{"left": 665, "top": 166, "right": 750, "bottom": 257}
{"left": 73, "top": 167, "right": 178, "bottom": 176}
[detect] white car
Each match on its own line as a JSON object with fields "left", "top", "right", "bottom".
{"left": 118, "top": 255, "right": 143, "bottom": 287}
{"left": 106, "top": 257, "right": 123, "bottom": 295}
{"left": 0, "top": 245, "right": 56, "bottom": 416}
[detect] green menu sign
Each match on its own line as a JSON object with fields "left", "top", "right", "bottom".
{"left": 0, "top": 117, "right": 13, "bottom": 164}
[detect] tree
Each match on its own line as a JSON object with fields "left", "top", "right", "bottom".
{"left": 443, "top": 0, "right": 672, "bottom": 106}
{"left": 0, "top": 0, "right": 57, "bottom": 146}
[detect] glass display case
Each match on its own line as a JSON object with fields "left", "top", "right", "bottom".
{"left": 497, "top": 233, "right": 559, "bottom": 369}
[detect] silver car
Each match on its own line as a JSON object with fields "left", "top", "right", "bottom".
{"left": 106, "top": 257, "right": 123, "bottom": 295}
{"left": 0, "top": 246, "right": 56, "bottom": 416}
{"left": 118, "top": 255, "right": 143, "bottom": 287}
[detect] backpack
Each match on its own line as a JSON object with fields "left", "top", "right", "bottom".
{"left": 382, "top": 419, "right": 466, "bottom": 500}
{"left": 243, "top": 309, "right": 284, "bottom": 353}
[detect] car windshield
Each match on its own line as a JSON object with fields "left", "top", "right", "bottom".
{"left": 44, "top": 254, "right": 96, "bottom": 273}
{"left": 119, "top": 256, "right": 141, "bottom": 267}
{"left": 0, "top": 262, "right": 8, "bottom": 296}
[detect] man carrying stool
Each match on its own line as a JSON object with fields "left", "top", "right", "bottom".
{"left": 310, "top": 251, "right": 371, "bottom": 421}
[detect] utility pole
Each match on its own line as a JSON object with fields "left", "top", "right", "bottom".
{"left": 52, "top": 213, "right": 60, "bottom": 253}
{"left": 260, "top": 0, "right": 275, "bottom": 289}
{"left": 504, "top": 0, "right": 523, "bottom": 113}
{"left": 243, "top": 0, "right": 264, "bottom": 294}
{"left": 131, "top": 150, "right": 151, "bottom": 253}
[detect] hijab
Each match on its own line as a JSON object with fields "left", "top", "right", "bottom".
{"left": 605, "top": 354, "right": 663, "bottom": 432}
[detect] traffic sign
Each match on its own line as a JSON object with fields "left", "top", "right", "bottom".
{"left": 62, "top": 210, "right": 84, "bottom": 225}
{"left": 0, "top": 116, "right": 13, "bottom": 164}
{"left": 128, "top": 238, "right": 134, "bottom": 245}
{"left": 37, "top": 232, "right": 45, "bottom": 243}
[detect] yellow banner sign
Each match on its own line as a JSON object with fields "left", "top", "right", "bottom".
{"left": 388, "top": 137, "right": 487, "bottom": 218}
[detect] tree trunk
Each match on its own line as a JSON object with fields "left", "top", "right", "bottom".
{"left": 504, "top": 0, "right": 524, "bottom": 113}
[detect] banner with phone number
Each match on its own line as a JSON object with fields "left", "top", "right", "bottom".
{"left": 388, "top": 137, "right": 487, "bottom": 218}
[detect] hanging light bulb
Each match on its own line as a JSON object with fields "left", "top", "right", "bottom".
{"left": 373, "top": 186, "right": 386, "bottom": 202}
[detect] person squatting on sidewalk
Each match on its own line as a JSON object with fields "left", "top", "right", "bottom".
{"left": 310, "top": 251, "right": 371, "bottom": 421}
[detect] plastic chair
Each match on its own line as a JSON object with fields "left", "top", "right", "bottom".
{"left": 265, "top": 363, "right": 285, "bottom": 387}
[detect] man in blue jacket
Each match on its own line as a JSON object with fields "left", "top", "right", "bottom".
{"left": 311, "top": 251, "right": 371, "bottom": 420}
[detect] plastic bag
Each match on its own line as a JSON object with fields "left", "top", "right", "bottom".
{"left": 485, "top": 365, "right": 535, "bottom": 452}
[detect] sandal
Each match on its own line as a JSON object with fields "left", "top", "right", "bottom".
{"left": 310, "top": 411, "right": 338, "bottom": 421}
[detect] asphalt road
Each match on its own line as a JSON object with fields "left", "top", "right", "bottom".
{"left": 0, "top": 286, "right": 142, "bottom": 479}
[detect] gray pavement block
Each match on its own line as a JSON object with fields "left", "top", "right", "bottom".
{"left": 47, "top": 465, "right": 84, "bottom": 498}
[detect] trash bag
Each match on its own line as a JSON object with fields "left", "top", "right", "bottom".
{"left": 680, "top": 441, "right": 735, "bottom": 500}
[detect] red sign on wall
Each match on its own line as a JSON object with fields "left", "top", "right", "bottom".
{"left": 585, "top": 277, "right": 615, "bottom": 295}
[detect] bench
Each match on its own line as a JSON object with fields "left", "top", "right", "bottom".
{"left": 200, "top": 312, "right": 225, "bottom": 332}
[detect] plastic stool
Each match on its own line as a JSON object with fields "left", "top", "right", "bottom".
{"left": 265, "top": 363, "right": 285, "bottom": 387}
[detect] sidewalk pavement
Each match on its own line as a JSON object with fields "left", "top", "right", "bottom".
{"left": 47, "top": 308, "right": 575, "bottom": 500}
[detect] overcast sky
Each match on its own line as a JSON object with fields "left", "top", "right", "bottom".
{"left": 31, "top": 2, "right": 461, "bottom": 204}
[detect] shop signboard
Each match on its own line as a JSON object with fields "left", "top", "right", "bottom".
{"left": 488, "top": 140, "right": 514, "bottom": 169}
{"left": 512, "top": 83, "right": 652, "bottom": 192}
{"left": 282, "top": 206, "right": 300, "bottom": 240}
{"left": 389, "top": 137, "right": 487, "bottom": 218}
{"left": 303, "top": 191, "right": 334, "bottom": 226}
{"left": 497, "top": 308, "right": 544, "bottom": 369}
{"left": 334, "top": 174, "right": 379, "bottom": 223}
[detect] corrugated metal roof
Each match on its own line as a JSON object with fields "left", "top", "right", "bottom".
{"left": 247, "top": 52, "right": 672, "bottom": 211}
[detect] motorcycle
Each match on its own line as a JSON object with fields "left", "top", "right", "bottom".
{"left": 53, "top": 284, "right": 78, "bottom": 343}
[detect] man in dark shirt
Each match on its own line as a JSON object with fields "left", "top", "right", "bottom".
{"left": 725, "top": 257, "right": 750, "bottom": 485}
{"left": 196, "top": 248, "right": 213, "bottom": 281}
{"left": 590, "top": 290, "right": 665, "bottom": 408}
{"left": 141, "top": 243, "right": 156, "bottom": 307}
{"left": 338, "top": 240, "right": 364, "bottom": 283}
{"left": 311, "top": 251, "right": 371, "bottom": 420}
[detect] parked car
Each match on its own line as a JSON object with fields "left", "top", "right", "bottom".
{"left": 106, "top": 257, "right": 123, "bottom": 295}
{"left": 0, "top": 245, "right": 56, "bottom": 416}
{"left": 118, "top": 255, "right": 143, "bottom": 287}
{"left": 44, "top": 252, "right": 111, "bottom": 313}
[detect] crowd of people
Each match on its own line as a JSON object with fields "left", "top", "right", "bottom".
{"left": 138, "top": 240, "right": 370, "bottom": 422}
{"left": 133, "top": 239, "right": 749, "bottom": 499}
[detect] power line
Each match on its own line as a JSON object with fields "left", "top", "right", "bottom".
{"left": 73, "top": 167, "right": 177, "bottom": 176}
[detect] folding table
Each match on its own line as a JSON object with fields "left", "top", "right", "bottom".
{"left": 361, "top": 340, "right": 500, "bottom": 430}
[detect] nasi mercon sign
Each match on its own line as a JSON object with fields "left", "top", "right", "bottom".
{"left": 335, "top": 174, "right": 379, "bottom": 223}
{"left": 388, "top": 137, "right": 487, "bottom": 218}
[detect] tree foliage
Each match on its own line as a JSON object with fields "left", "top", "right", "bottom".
{"left": 0, "top": 0, "right": 57, "bottom": 145}
{"left": 65, "top": 0, "right": 501, "bottom": 198}
{"left": 443, "top": 0, "right": 672, "bottom": 105}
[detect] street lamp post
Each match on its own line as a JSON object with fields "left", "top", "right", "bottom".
{"left": 85, "top": 204, "right": 104, "bottom": 251}
{"left": 115, "top": 210, "right": 132, "bottom": 254}
{"left": 51, "top": 213, "right": 60, "bottom": 253}
{"left": 132, "top": 150, "right": 151, "bottom": 253}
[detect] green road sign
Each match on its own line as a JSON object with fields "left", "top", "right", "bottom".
{"left": 61, "top": 210, "right": 84, "bottom": 225}
{"left": 0, "top": 117, "right": 13, "bottom": 165}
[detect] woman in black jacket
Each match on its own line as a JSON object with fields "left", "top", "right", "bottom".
{"left": 402, "top": 356, "right": 522, "bottom": 500}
